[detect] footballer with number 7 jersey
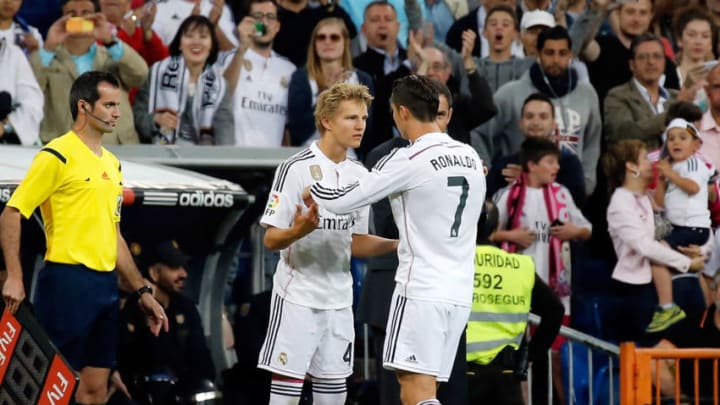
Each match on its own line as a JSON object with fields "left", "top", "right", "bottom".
{"left": 305, "top": 75, "right": 486, "bottom": 405}
{"left": 257, "top": 82, "right": 398, "bottom": 405}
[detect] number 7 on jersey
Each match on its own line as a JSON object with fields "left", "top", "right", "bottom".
{"left": 447, "top": 176, "right": 469, "bottom": 237}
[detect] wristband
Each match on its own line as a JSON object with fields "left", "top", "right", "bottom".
{"left": 135, "top": 285, "right": 153, "bottom": 298}
{"left": 103, "top": 36, "right": 118, "bottom": 48}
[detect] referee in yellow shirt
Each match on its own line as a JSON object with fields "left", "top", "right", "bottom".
{"left": 0, "top": 71, "right": 168, "bottom": 405}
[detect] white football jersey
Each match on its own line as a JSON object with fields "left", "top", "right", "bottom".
{"left": 232, "top": 48, "right": 296, "bottom": 146}
{"left": 311, "top": 133, "right": 486, "bottom": 307}
{"left": 153, "top": 0, "right": 238, "bottom": 47}
{"left": 665, "top": 155, "right": 714, "bottom": 228}
{"left": 0, "top": 22, "right": 43, "bottom": 53}
{"left": 261, "top": 142, "right": 369, "bottom": 309}
{"left": 494, "top": 185, "right": 592, "bottom": 314}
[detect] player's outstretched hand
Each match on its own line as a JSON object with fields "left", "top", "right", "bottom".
{"left": 139, "top": 293, "right": 169, "bottom": 335}
{"left": 302, "top": 186, "right": 315, "bottom": 207}
{"left": 292, "top": 203, "right": 320, "bottom": 238}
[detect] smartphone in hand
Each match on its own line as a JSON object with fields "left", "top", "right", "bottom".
{"left": 65, "top": 17, "right": 94, "bottom": 33}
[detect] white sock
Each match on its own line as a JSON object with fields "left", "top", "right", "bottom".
{"left": 311, "top": 377, "right": 346, "bottom": 405}
{"left": 660, "top": 303, "right": 674, "bottom": 310}
{"left": 269, "top": 377, "right": 303, "bottom": 405}
{"left": 416, "top": 399, "right": 441, "bottom": 405}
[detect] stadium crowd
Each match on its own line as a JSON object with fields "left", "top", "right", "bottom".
{"left": 4, "top": 0, "right": 720, "bottom": 403}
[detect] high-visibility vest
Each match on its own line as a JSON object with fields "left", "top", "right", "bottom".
{"left": 466, "top": 245, "right": 535, "bottom": 365}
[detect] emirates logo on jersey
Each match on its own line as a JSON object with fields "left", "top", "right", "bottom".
{"left": 317, "top": 214, "right": 356, "bottom": 230}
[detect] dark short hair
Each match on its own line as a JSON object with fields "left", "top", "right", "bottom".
{"left": 69, "top": 71, "right": 120, "bottom": 121}
{"left": 364, "top": 0, "right": 397, "bottom": 19}
{"left": 484, "top": 5, "right": 519, "bottom": 31}
{"left": 521, "top": 93, "right": 554, "bottom": 117}
{"left": 391, "top": 75, "right": 439, "bottom": 122}
{"left": 519, "top": 137, "right": 559, "bottom": 171}
{"left": 61, "top": 0, "right": 99, "bottom": 11}
{"left": 673, "top": 6, "right": 716, "bottom": 42}
{"left": 244, "top": 0, "right": 278, "bottom": 16}
{"left": 618, "top": 0, "right": 655, "bottom": 12}
{"left": 629, "top": 32, "right": 664, "bottom": 59}
{"left": 434, "top": 79, "right": 453, "bottom": 108}
{"left": 537, "top": 25, "right": 572, "bottom": 52}
{"left": 665, "top": 101, "right": 703, "bottom": 125}
{"left": 168, "top": 16, "right": 219, "bottom": 68}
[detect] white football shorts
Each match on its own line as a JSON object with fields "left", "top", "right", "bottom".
{"left": 257, "top": 291, "right": 355, "bottom": 379}
{"left": 382, "top": 287, "right": 470, "bottom": 382}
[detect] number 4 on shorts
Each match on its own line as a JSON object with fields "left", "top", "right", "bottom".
{"left": 343, "top": 342, "right": 352, "bottom": 364}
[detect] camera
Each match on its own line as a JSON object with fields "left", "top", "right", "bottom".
{"left": 254, "top": 22, "right": 267, "bottom": 36}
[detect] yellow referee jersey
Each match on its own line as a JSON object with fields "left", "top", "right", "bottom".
{"left": 7, "top": 131, "right": 123, "bottom": 271}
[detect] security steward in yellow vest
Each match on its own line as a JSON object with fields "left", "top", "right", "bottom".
{"left": 467, "top": 201, "right": 564, "bottom": 405}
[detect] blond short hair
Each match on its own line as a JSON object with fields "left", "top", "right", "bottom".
{"left": 314, "top": 83, "right": 374, "bottom": 135}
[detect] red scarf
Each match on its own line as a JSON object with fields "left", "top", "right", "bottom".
{"left": 503, "top": 174, "right": 571, "bottom": 297}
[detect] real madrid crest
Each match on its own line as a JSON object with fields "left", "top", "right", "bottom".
{"left": 278, "top": 352, "right": 288, "bottom": 365}
{"left": 280, "top": 76, "right": 289, "bottom": 88}
{"left": 310, "top": 165, "right": 323, "bottom": 181}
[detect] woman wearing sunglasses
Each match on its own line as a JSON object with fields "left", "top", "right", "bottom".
{"left": 287, "top": 17, "right": 373, "bottom": 153}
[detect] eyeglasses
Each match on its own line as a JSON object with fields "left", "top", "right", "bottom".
{"left": 315, "top": 33, "right": 342, "bottom": 42}
{"left": 250, "top": 12, "right": 277, "bottom": 21}
{"left": 634, "top": 52, "right": 664, "bottom": 61}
